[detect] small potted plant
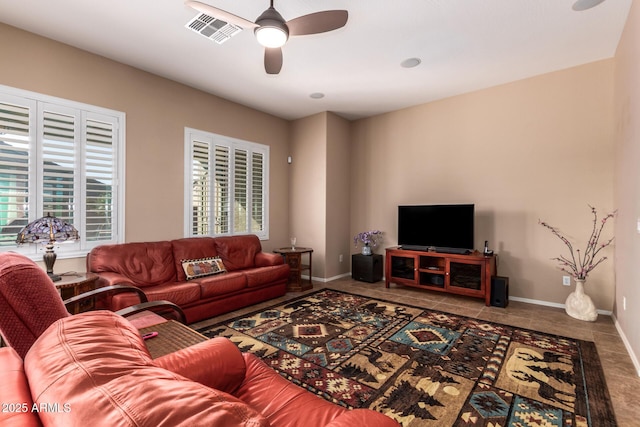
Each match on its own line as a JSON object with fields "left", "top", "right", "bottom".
{"left": 353, "top": 230, "right": 383, "bottom": 255}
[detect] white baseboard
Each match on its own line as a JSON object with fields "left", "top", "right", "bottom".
{"left": 611, "top": 313, "right": 640, "bottom": 376}
{"left": 301, "top": 272, "right": 351, "bottom": 283}
{"left": 508, "top": 296, "right": 612, "bottom": 316}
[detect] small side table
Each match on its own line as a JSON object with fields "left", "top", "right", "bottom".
{"left": 273, "top": 247, "right": 313, "bottom": 292}
{"left": 352, "top": 254, "right": 383, "bottom": 283}
{"left": 55, "top": 273, "right": 99, "bottom": 314}
{"left": 138, "top": 320, "right": 208, "bottom": 359}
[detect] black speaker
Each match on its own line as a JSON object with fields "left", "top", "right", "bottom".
{"left": 352, "top": 254, "right": 383, "bottom": 283}
{"left": 490, "top": 276, "right": 509, "bottom": 308}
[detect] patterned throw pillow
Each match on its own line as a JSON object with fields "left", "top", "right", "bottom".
{"left": 181, "top": 257, "right": 227, "bottom": 280}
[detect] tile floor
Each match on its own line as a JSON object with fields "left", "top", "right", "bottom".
{"left": 192, "top": 277, "right": 640, "bottom": 426}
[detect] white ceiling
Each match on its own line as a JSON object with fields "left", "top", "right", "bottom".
{"left": 0, "top": 0, "right": 632, "bottom": 120}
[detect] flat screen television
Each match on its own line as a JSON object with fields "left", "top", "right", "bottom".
{"left": 398, "top": 204, "right": 475, "bottom": 253}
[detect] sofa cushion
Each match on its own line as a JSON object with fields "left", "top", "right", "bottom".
{"left": 196, "top": 271, "right": 247, "bottom": 298}
{"left": 88, "top": 241, "right": 176, "bottom": 286}
{"left": 24, "top": 312, "right": 270, "bottom": 427}
{"left": 214, "top": 235, "right": 262, "bottom": 271}
{"left": 171, "top": 237, "right": 218, "bottom": 281}
{"left": 244, "top": 265, "right": 290, "bottom": 288}
{"left": 110, "top": 281, "right": 201, "bottom": 311}
{"left": 181, "top": 257, "right": 227, "bottom": 280}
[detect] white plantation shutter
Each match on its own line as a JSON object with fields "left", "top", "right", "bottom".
{"left": 234, "top": 148, "right": 248, "bottom": 233}
{"left": 84, "top": 116, "right": 116, "bottom": 242}
{"left": 185, "top": 129, "right": 269, "bottom": 239}
{"left": 0, "top": 86, "right": 124, "bottom": 255}
{"left": 0, "top": 98, "right": 33, "bottom": 246}
{"left": 41, "top": 108, "right": 77, "bottom": 226}
{"left": 214, "top": 144, "right": 230, "bottom": 234}
{"left": 251, "top": 151, "right": 265, "bottom": 234}
{"left": 191, "top": 140, "right": 210, "bottom": 236}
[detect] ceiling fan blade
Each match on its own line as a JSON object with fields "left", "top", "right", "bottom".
{"left": 184, "top": 1, "right": 258, "bottom": 29}
{"left": 264, "top": 48, "right": 283, "bottom": 75}
{"left": 287, "top": 10, "right": 348, "bottom": 36}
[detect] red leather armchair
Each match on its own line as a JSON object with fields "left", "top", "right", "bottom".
{"left": 1, "top": 311, "right": 400, "bottom": 427}
{"left": 0, "top": 252, "right": 183, "bottom": 358}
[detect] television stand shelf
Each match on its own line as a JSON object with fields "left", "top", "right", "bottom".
{"left": 385, "top": 246, "right": 497, "bottom": 305}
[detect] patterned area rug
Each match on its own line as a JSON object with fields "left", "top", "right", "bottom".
{"left": 197, "top": 289, "right": 616, "bottom": 427}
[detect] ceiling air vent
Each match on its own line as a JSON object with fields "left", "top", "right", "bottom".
{"left": 186, "top": 13, "right": 242, "bottom": 44}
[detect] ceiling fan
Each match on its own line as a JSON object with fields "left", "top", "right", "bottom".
{"left": 185, "top": 0, "right": 348, "bottom": 75}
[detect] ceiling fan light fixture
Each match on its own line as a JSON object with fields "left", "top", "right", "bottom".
{"left": 255, "top": 6, "right": 289, "bottom": 48}
{"left": 255, "top": 25, "right": 288, "bottom": 48}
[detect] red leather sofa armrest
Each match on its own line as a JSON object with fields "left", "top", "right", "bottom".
{"left": 153, "top": 337, "right": 246, "bottom": 395}
{"left": 235, "top": 353, "right": 349, "bottom": 426}
{"left": 255, "top": 251, "right": 284, "bottom": 267}
{"left": 325, "top": 409, "right": 400, "bottom": 427}
{"left": 0, "top": 348, "right": 42, "bottom": 427}
{"left": 86, "top": 272, "right": 140, "bottom": 310}
{"left": 92, "top": 271, "right": 136, "bottom": 288}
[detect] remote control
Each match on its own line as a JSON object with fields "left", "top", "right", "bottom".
{"left": 142, "top": 332, "right": 158, "bottom": 340}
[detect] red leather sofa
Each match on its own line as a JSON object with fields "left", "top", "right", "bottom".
{"left": 0, "top": 311, "right": 399, "bottom": 427}
{"left": 87, "top": 235, "right": 290, "bottom": 323}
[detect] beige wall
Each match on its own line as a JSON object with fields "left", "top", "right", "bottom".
{"left": 289, "top": 112, "right": 351, "bottom": 280}
{"left": 0, "top": 22, "right": 627, "bottom": 319}
{"left": 613, "top": 0, "right": 640, "bottom": 370}
{"left": 325, "top": 113, "right": 351, "bottom": 279}
{"left": 0, "top": 23, "right": 291, "bottom": 273}
{"left": 350, "top": 60, "right": 616, "bottom": 310}
{"left": 290, "top": 114, "right": 327, "bottom": 278}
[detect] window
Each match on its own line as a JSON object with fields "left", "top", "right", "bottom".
{"left": 0, "top": 86, "right": 125, "bottom": 257}
{"left": 185, "top": 128, "right": 268, "bottom": 239}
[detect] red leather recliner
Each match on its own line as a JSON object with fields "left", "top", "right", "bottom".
{"left": 1, "top": 311, "right": 400, "bottom": 427}
{"left": 0, "top": 252, "right": 183, "bottom": 358}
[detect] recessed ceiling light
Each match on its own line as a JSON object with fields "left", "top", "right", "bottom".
{"left": 310, "top": 92, "right": 325, "bottom": 99}
{"left": 572, "top": 0, "right": 606, "bottom": 11}
{"left": 401, "top": 57, "right": 422, "bottom": 68}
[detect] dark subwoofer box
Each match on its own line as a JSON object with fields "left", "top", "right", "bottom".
{"left": 490, "top": 276, "right": 509, "bottom": 308}
{"left": 352, "top": 254, "right": 383, "bottom": 283}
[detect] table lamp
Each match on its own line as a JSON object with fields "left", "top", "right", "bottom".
{"left": 16, "top": 213, "right": 79, "bottom": 282}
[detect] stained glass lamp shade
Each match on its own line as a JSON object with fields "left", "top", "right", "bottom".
{"left": 16, "top": 213, "right": 79, "bottom": 282}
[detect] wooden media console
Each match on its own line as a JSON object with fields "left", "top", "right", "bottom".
{"left": 385, "top": 247, "right": 497, "bottom": 305}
